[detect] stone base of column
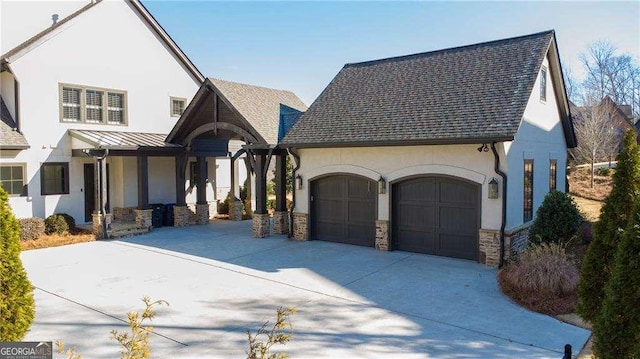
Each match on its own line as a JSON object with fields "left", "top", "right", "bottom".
{"left": 479, "top": 229, "right": 500, "bottom": 266}
{"left": 292, "top": 212, "right": 308, "bottom": 241}
{"left": 195, "top": 203, "right": 210, "bottom": 225}
{"left": 375, "top": 220, "right": 389, "bottom": 251}
{"left": 173, "top": 206, "right": 192, "bottom": 227}
{"left": 273, "top": 211, "right": 289, "bottom": 235}
{"left": 92, "top": 213, "right": 112, "bottom": 239}
{"left": 135, "top": 209, "right": 153, "bottom": 229}
{"left": 229, "top": 199, "right": 243, "bottom": 221}
{"left": 252, "top": 213, "right": 270, "bottom": 238}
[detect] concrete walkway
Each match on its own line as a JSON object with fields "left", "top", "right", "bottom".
{"left": 22, "top": 220, "right": 590, "bottom": 358}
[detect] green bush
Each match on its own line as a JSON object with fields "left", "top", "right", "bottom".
{"left": 498, "top": 243, "right": 579, "bottom": 315}
{"left": 577, "top": 130, "right": 640, "bottom": 322}
{"left": 57, "top": 213, "right": 76, "bottom": 231}
{"left": 593, "top": 203, "right": 640, "bottom": 358}
{"left": 217, "top": 194, "right": 234, "bottom": 215}
{"left": 528, "top": 191, "right": 583, "bottom": 245}
{"left": 18, "top": 217, "right": 45, "bottom": 241}
{"left": 0, "top": 185, "right": 35, "bottom": 340}
{"left": 596, "top": 167, "right": 612, "bottom": 176}
{"left": 45, "top": 214, "right": 69, "bottom": 235}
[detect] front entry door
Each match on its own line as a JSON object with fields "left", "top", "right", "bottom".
{"left": 84, "top": 163, "right": 110, "bottom": 222}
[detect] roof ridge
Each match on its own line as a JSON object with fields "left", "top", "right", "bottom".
{"left": 1, "top": 0, "right": 101, "bottom": 60}
{"left": 344, "top": 30, "right": 555, "bottom": 68}
{"left": 208, "top": 77, "right": 297, "bottom": 95}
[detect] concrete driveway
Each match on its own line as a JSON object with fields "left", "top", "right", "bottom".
{"left": 21, "top": 220, "right": 589, "bottom": 358}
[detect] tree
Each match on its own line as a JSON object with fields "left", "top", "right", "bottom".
{"left": 0, "top": 185, "right": 35, "bottom": 340}
{"left": 571, "top": 95, "right": 620, "bottom": 188}
{"left": 577, "top": 130, "right": 640, "bottom": 322}
{"left": 592, "top": 202, "right": 640, "bottom": 358}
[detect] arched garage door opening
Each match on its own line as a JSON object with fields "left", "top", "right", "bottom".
{"left": 310, "top": 175, "right": 376, "bottom": 247}
{"left": 392, "top": 176, "right": 480, "bottom": 260}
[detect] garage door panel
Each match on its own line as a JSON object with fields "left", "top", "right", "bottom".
{"left": 311, "top": 175, "right": 376, "bottom": 247}
{"left": 393, "top": 177, "right": 479, "bottom": 260}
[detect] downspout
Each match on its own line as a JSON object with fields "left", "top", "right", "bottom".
{"left": 288, "top": 148, "right": 301, "bottom": 238}
{"left": 490, "top": 142, "right": 507, "bottom": 268}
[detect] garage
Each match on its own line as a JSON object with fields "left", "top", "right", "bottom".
{"left": 392, "top": 176, "right": 479, "bottom": 260}
{"left": 310, "top": 175, "right": 376, "bottom": 247}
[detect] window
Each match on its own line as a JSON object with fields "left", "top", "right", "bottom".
{"left": 549, "top": 159, "right": 557, "bottom": 191}
{"left": 171, "top": 97, "right": 186, "bottom": 117}
{"left": 540, "top": 66, "right": 547, "bottom": 101}
{"left": 523, "top": 160, "right": 534, "bottom": 222}
{"left": 41, "top": 163, "right": 69, "bottom": 195}
{"left": 59, "top": 84, "right": 127, "bottom": 125}
{"left": 0, "top": 164, "right": 26, "bottom": 196}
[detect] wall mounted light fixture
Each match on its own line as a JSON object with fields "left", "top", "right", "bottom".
{"left": 296, "top": 174, "right": 303, "bottom": 190}
{"left": 488, "top": 177, "right": 499, "bottom": 199}
{"left": 378, "top": 176, "right": 386, "bottom": 194}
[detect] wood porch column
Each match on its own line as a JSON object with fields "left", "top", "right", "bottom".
{"left": 175, "top": 153, "right": 187, "bottom": 206}
{"left": 275, "top": 154, "right": 287, "bottom": 212}
{"left": 254, "top": 152, "right": 268, "bottom": 215}
{"left": 196, "top": 156, "right": 207, "bottom": 205}
{"left": 137, "top": 155, "right": 149, "bottom": 209}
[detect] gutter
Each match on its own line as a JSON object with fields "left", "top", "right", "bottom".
{"left": 490, "top": 142, "right": 507, "bottom": 268}
{"left": 288, "top": 148, "right": 301, "bottom": 238}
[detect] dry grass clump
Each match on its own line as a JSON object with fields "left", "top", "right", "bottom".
{"left": 499, "top": 243, "right": 580, "bottom": 315}
{"left": 20, "top": 228, "right": 95, "bottom": 251}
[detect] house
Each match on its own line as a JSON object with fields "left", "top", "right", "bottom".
{"left": 280, "top": 30, "right": 576, "bottom": 266}
{"left": 0, "top": 0, "right": 249, "bottom": 231}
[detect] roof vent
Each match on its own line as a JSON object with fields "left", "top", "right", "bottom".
{"left": 52, "top": 14, "right": 59, "bottom": 25}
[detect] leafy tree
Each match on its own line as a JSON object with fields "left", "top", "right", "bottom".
{"left": 577, "top": 130, "right": 640, "bottom": 322}
{"left": 0, "top": 185, "right": 35, "bottom": 340}
{"left": 593, "top": 203, "right": 640, "bottom": 358}
{"left": 528, "top": 191, "right": 583, "bottom": 245}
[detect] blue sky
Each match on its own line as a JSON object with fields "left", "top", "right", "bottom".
{"left": 144, "top": 1, "right": 640, "bottom": 105}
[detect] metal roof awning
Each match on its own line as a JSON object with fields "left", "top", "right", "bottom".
{"left": 69, "top": 129, "right": 184, "bottom": 156}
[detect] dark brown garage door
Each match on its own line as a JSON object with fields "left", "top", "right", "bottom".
{"left": 392, "top": 177, "right": 479, "bottom": 260}
{"left": 310, "top": 175, "right": 376, "bottom": 247}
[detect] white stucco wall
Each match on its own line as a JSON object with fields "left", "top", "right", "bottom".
{"left": 505, "top": 54, "right": 568, "bottom": 230}
{"left": 1, "top": 1, "right": 201, "bottom": 222}
{"left": 294, "top": 144, "right": 504, "bottom": 230}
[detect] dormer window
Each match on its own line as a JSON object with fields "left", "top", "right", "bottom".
{"left": 540, "top": 66, "right": 547, "bottom": 102}
{"left": 60, "top": 84, "right": 127, "bottom": 125}
{"left": 171, "top": 97, "right": 186, "bottom": 117}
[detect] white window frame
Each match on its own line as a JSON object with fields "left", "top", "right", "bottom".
{"left": 540, "top": 66, "right": 547, "bottom": 102}
{"left": 171, "top": 97, "right": 187, "bottom": 117}
{"left": 0, "top": 163, "right": 26, "bottom": 197}
{"left": 59, "top": 83, "right": 127, "bottom": 125}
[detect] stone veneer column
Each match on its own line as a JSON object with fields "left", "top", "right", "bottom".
{"left": 135, "top": 209, "right": 153, "bottom": 229}
{"left": 292, "top": 212, "right": 308, "bottom": 241}
{"left": 173, "top": 206, "right": 190, "bottom": 227}
{"left": 375, "top": 220, "right": 389, "bottom": 251}
{"left": 195, "top": 203, "right": 210, "bottom": 225}
{"left": 252, "top": 213, "right": 270, "bottom": 238}
{"left": 92, "top": 213, "right": 112, "bottom": 239}
{"left": 479, "top": 229, "right": 500, "bottom": 266}
{"left": 273, "top": 211, "right": 289, "bottom": 235}
{"left": 229, "top": 199, "right": 243, "bottom": 221}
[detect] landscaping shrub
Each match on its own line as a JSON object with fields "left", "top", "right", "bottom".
{"left": 592, "top": 203, "right": 640, "bottom": 358}
{"left": 577, "top": 130, "right": 640, "bottom": 322}
{"left": 0, "top": 185, "right": 35, "bottom": 340}
{"left": 18, "top": 217, "right": 45, "bottom": 241}
{"left": 498, "top": 243, "right": 579, "bottom": 315}
{"left": 57, "top": 213, "right": 76, "bottom": 231}
{"left": 45, "top": 214, "right": 69, "bottom": 235}
{"left": 528, "top": 190, "right": 583, "bottom": 245}
{"left": 596, "top": 167, "right": 612, "bottom": 176}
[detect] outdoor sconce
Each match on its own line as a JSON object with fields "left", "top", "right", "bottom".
{"left": 378, "top": 176, "right": 386, "bottom": 194}
{"left": 488, "top": 177, "right": 499, "bottom": 199}
{"left": 296, "top": 174, "right": 303, "bottom": 190}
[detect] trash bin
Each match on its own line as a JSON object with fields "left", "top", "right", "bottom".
{"left": 163, "top": 203, "right": 175, "bottom": 226}
{"left": 150, "top": 203, "right": 164, "bottom": 228}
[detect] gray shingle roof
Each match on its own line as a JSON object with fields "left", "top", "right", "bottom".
{"left": 0, "top": 97, "right": 29, "bottom": 149}
{"left": 282, "top": 31, "right": 556, "bottom": 147}
{"left": 208, "top": 78, "right": 307, "bottom": 145}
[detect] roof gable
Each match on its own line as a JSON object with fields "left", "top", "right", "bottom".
{"left": 1, "top": 0, "right": 203, "bottom": 84}
{"left": 282, "top": 30, "right": 574, "bottom": 148}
